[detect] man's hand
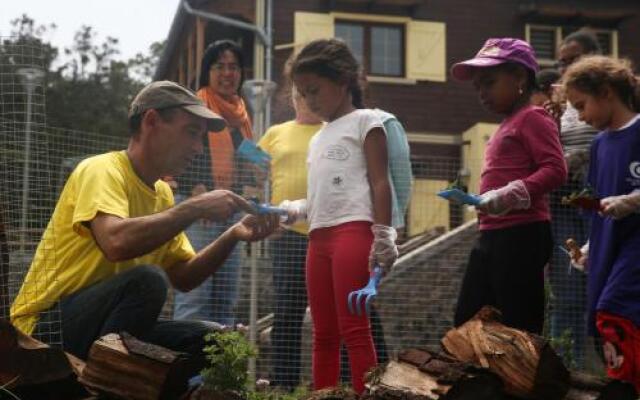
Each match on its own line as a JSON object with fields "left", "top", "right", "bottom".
{"left": 187, "top": 190, "right": 256, "bottom": 221}
{"left": 231, "top": 213, "right": 280, "bottom": 242}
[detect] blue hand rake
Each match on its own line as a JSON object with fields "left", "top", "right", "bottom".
{"left": 347, "top": 265, "right": 383, "bottom": 316}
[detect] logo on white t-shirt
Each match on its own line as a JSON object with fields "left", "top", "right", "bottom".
{"left": 324, "top": 144, "right": 350, "bottom": 160}
{"left": 630, "top": 161, "right": 640, "bottom": 179}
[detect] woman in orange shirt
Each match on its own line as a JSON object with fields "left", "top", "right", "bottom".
{"left": 173, "top": 40, "right": 254, "bottom": 325}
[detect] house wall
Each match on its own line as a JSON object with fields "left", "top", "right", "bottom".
{"left": 159, "top": 0, "right": 640, "bottom": 155}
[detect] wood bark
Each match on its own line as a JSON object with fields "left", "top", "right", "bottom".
{"left": 364, "top": 348, "right": 503, "bottom": 400}
{"left": 441, "top": 306, "right": 570, "bottom": 399}
{"left": 0, "top": 319, "right": 80, "bottom": 387}
{"left": 79, "top": 332, "right": 203, "bottom": 400}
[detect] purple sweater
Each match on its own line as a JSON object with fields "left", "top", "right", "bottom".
{"left": 479, "top": 105, "right": 567, "bottom": 230}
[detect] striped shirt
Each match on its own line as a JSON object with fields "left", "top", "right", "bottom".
{"left": 560, "top": 103, "right": 599, "bottom": 153}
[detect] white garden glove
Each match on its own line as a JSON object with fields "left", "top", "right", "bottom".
{"left": 278, "top": 199, "right": 307, "bottom": 225}
{"left": 477, "top": 180, "right": 531, "bottom": 216}
{"left": 369, "top": 224, "right": 398, "bottom": 273}
{"left": 569, "top": 241, "right": 589, "bottom": 273}
{"left": 600, "top": 190, "right": 640, "bottom": 219}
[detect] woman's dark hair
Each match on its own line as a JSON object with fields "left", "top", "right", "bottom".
{"left": 198, "top": 39, "right": 245, "bottom": 90}
{"left": 564, "top": 55, "right": 640, "bottom": 112}
{"left": 535, "top": 68, "right": 561, "bottom": 94}
{"left": 562, "top": 30, "right": 602, "bottom": 55}
{"left": 290, "top": 38, "right": 366, "bottom": 108}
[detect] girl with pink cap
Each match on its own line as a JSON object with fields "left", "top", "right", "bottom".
{"left": 450, "top": 38, "right": 567, "bottom": 334}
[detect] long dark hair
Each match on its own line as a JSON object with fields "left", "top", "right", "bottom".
{"left": 198, "top": 39, "right": 245, "bottom": 91}
{"left": 290, "top": 38, "right": 365, "bottom": 108}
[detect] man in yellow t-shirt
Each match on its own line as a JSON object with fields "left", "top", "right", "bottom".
{"left": 10, "top": 81, "right": 279, "bottom": 362}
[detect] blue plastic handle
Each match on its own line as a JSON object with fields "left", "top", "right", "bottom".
{"left": 248, "top": 199, "right": 288, "bottom": 216}
{"left": 437, "top": 188, "right": 482, "bottom": 206}
{"left": 236, "top": 139, "right": 271, "bottom": 167}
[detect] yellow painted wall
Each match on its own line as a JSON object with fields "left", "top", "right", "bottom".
{"left": 293, "top": 12, "right": 446, "bottom": 82}
{"left": 408, "top": 179, "right": 450, "bottom": 237}
{"left": 460, "top": 122, "right": 498, "bottom": 222}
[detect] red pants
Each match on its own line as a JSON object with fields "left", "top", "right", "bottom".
{"left": 306, "top": 221, "right": 377, "bottom": 394}
{"left": 596, "top": 311, "right": 640, "bottom": 391}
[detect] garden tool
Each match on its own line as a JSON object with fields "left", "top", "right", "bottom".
{"left": 347, "top": 265, "right": 383, "bottom": 316}
{"left": 236, "top": 139, "right": 271, "bottom": 169}
{"left": 247, "top": 197, "right": 288, "bottom": 217}
{"left": 437, "top": 188, "right": 482, "bottom": 206}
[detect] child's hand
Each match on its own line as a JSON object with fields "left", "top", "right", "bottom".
{"left": 603, "top": 341, "right": 624, "bottom": 370}
{"left": 565, "top": 239, "right": 588, "bottom": 273}
{"left": 600, "top": 191, "right": 640, "bottom": 219}
{"left": 278, "top": 199, "right": 307, "bottom": 225}
{"left": 477, "top": 180, "right": 531, "bottom": 216}
{"left": 368, "top": 224, "right": 398, "bottom": 274}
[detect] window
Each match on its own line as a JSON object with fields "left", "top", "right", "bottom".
{"left": 526, "top": 24, "right": 618, "bottom": 66}
{"left": 335, "top": 20, "right": 405, "bottom": 77}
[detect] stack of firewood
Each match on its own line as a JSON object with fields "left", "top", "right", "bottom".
{"left": 364, "top": 306, "right": 637, "bottom": 400}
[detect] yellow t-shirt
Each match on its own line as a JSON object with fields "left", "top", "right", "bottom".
{"left": 10, "top": 151, "right": 195, "bottom": 334}
{"left": 258, "top": 120, "right": 322, "bottom": 235}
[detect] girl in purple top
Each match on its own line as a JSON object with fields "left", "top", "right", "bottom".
{"left": 564, "top": 55, "right": 640, "bottom": 389}
{"left": 450, "top": 38, "right": 567, "bottom": 334}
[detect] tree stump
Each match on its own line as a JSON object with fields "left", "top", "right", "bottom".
{"left": 0, "top": 320, "right": 88, "bottom": 399}
{"left": 79, "top": 332, "right": 203, "bottom": 400}
{"left": 441, "top": 306, "right": 570, "bottom": 399}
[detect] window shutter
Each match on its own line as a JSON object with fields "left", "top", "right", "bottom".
{"left": 294, "top": 12, "right": 334, "bottom": 53}
{"left": 406, "top": 20, "right": 446, "bottom": 82}
{"left": 529, "top": 26, "right": 557, "bottom": 61}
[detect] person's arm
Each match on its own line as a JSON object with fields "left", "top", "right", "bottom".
{"left": 520, "top": 110, "right": 568, "bottom": 196}
{"left": 165, "top": 213, "right": 280, "bottom": 291}
{"left": 90, "top": 190, "right": 254, "bottom": 262}
{"left": 364, "top": 127, "right": 392, "bottom": 226}
{"left": 364, "top": 127, "right": 398, "bottom": 272}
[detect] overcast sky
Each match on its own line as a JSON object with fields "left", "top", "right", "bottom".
{"left": 1, "top": 0, "right": 180, "bottom": 61}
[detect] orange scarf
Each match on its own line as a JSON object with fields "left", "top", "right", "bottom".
{"left": 197, "top": 87, "right": 254, "bottom": 190}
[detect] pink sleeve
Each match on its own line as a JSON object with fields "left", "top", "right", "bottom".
{"left": 519, "top": 109, "right": 567, "bottom": 196}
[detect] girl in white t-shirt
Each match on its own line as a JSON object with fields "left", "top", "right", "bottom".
{"left": 280, "top": 38, "right": 398, "bottom": 394}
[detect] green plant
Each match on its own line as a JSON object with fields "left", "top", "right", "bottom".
{"left": 550, "top": 328, "right": 577, "bottom": 370}
{"left": 201, "top": 330, "right": 257, "bottom": 395}
{"left": 247, "top": 385, "right": 309, "bottom": 400}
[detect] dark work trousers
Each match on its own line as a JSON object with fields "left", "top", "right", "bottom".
{"left": 33, "top": 265, "right": 218, "bottom": 372}
{"left": 269, "top": 230, "right": 309, "bottom": 390}
{"left": 454, "top": 221, "right": 553, "bottom": 334}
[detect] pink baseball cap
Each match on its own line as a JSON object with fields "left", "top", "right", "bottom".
{"left": 451, "top": 38, "right": 539, "bottom": 81}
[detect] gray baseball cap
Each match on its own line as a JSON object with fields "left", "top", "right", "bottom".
{"left": 128, "top": 80, "right": 226, "bottom": 132}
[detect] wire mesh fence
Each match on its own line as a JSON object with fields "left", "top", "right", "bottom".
{"left": 0, "top": 37, "right": 602, "bottom": 392}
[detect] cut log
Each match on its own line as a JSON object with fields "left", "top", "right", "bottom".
{"left": 364, "top": 348, "right": 503, "bottom": 400}
{"left": 79, "top": 332, "right": 204, "bottom": 400}
{"left": 441, "top": 306, "right": 570, "bottom": 399}
{"left": 0, "top": 319, "right": 81, "bottom": 387}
